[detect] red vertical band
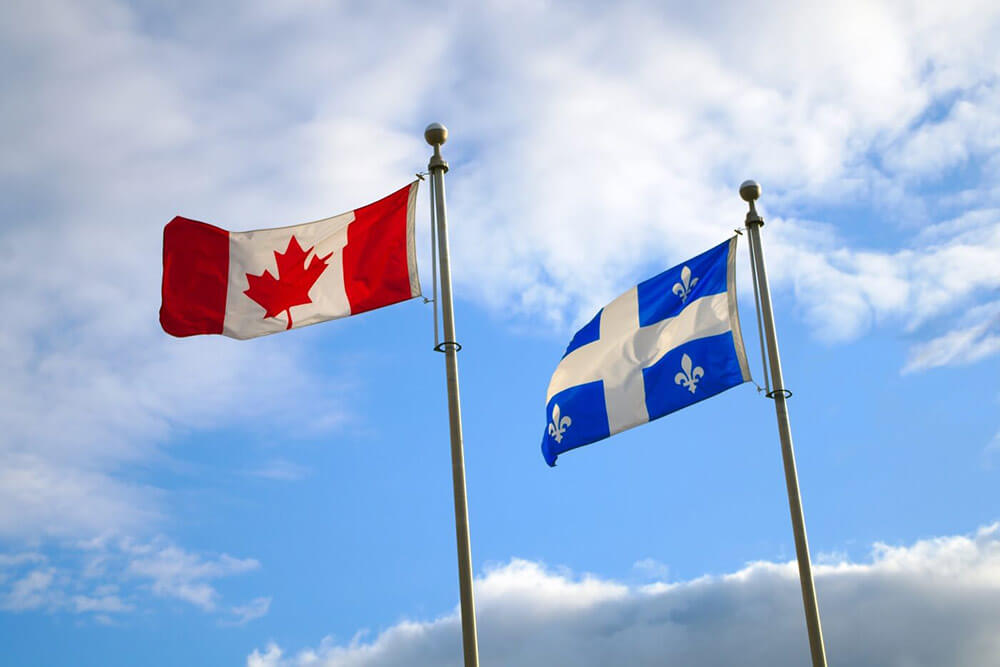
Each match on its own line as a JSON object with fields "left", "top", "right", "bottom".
{"left": 343, "top": 184, "right": 415, "bottom": 315}
{"left": 160, "top": 217, "right": 230, "bottom": 337}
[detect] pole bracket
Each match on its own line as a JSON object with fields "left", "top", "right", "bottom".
{"left": 765, "top": 388, "right": 793, "bottom": 399}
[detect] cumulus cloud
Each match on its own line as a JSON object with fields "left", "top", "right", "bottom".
{"left": 440, "top": 0, "right": 1000, "bottom": 343}
{"left": 248, "top": 524, "right": 1000, "bottom": 667}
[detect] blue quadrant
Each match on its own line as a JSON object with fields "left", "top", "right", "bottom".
{"left": 543, "top": 380, "right": 610, "bottom": 466}
{"left": 642, "top": 331, "right": 745, "bottom": 422}
{"left": 637, "top": 239, "right": 730, "bottom": 326}
{"left": 563, "top": 308, "right": 602, "bottom": 358}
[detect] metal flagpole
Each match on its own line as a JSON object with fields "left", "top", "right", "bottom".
{"left": 425, "top": 122, "right": 481, "bottom": 667}
{"left": 740, "top": 180, "right": 828, "bottom": 667}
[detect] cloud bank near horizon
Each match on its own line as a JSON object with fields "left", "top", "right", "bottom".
{"left": 249, "top": 524, "right": 1000, "bottom": 667}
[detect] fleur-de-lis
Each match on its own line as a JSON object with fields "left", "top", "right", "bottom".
{"left": 672, "top": 265, "right": 699, "bottom": 303}
{"left": 674, "top": 353, "right": 704, "bottom": 393}
{"left": 547, "top": 404, "right": 572, "bottom": 443}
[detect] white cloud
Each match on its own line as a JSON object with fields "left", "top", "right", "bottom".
{"left": 245, "top": 459, "right": 311, "bottom": 482}
{"left": 903, "top": 300, "right": 1000, "bottom": 373}
{"left": 765, "top": 211, "right": 1000, "bottom": 345}
{"left": 428, "top": 0, "right": 1000, "bottom": 362}
{"left": 884, "top": 84, "right": 1000, "bottom": 178}
{"left": 229, "top": 597, "right": 273, "bottom": 626}
{"left": 249, "top": 524, "right": 1000, "bottom": 667}
{"left": 986, "top": 430, "right": 1000, "bottom": 467}
{"left": 632, "top": 557, "right": 670, "bottom": 580}
{"left": 0, "top": 553, "right": 45, "bottom": 569}
{"left": 0, "top": 536, "right": 262, "bottom": 620}
{"left": 71, "top": 592, "right": 133, "bottom": 614}
{"left": 249, "top": 643, "right": 284, "bottom": 667}
{"left": 1, "top": 569, "right": 57, "bottom": 612}
{"left": 125, "top": 541, "right": 260, "bottom": 611}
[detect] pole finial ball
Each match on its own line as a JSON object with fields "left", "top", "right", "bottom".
{"left": 425, "top": 123, "right": 448, "bottom": 147}
{"left": 739, "top": 180, "right": 761, "bottom": 202}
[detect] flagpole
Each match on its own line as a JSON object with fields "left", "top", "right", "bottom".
{"left": 425, "top": 122, "right": 480, "bottom": 667}
{"left": 740, "top": 180, "right": 828, "bottom": 667}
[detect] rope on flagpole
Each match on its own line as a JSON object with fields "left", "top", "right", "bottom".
{"left": 745, "top": 223, "right": 772, "bottom": 396}
{"left": 421, "top": 170, "right": 441, "bottom": 351}
{"left": 422, "top": 170, "right": 460, "bottom": 355}
{"left": 734, "top": 229, "right": 768, "bottom": 394}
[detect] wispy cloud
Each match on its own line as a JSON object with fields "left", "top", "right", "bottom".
{"left": 228, "top": 597, "right": 272, "bottom": 626}
{"left": 1, "top": 569, "right": 57, "bottom": 612}
{"left": 0, "top": 553, "right": 45, "bottom": 569}
{"left": 985, "top": 430, "right": 1000, "bottom": 468}
{"left": 70, "top": 591, "right": 133, "bottom": 615}
{"left": 903, "top": 301, "right": 1000, "bottom": 373}
{"left": 125, "top": 541, "right": 260, "bottom": 611}
{"left": 245, "top": 459, "right": 311, "bottom": 482}
{"left": 0, "top": 537, "right": 264, "bottom": 621}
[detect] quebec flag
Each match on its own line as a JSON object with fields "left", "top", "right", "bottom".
{"left": 542, "top": 237, "right": 751, "bottom": 466}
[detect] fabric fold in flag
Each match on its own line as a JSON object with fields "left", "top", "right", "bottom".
{"left": 160, "top": 182, "right": 421, "bottom": 339}
{"left": 541, "top": 237, "right": 751, "bottom": 466}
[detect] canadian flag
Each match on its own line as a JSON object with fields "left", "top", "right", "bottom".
{"left": 160, "top": 182, "right": 420, "bottom": 339}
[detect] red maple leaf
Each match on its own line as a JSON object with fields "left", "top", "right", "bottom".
{"left": 244, "top": 236, "right": 333, "bottom": 329}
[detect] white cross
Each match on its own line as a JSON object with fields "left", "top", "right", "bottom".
{"left": 546, "top": 289, "right": 732, "bottom": 436}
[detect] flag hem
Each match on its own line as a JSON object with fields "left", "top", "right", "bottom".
{"left": 405, "top": 180, "right": 422, "bottom": 298}
{"left": 726, "top": 235, "right": 752, "bottom": 383}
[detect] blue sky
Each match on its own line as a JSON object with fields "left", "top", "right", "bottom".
{"left": 2, "top": 1, "right": 1000, "bottom": 665}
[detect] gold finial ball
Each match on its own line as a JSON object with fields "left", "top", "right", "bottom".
{"left": 424, "top": 122, "right": 448, "bottom": 146}
{"left": 739, "top": 180, "right": 761, "bottom": 202}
